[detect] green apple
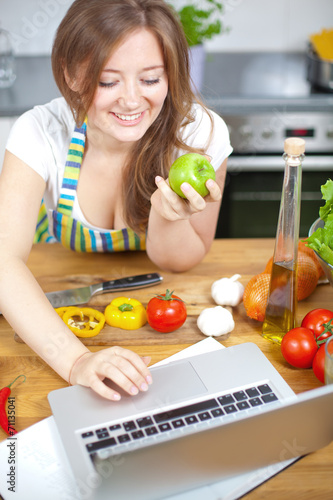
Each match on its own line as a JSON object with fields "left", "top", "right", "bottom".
{"left": 168, "top": 153, "right": 215, "bottom": 198}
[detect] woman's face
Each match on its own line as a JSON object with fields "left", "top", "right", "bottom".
{"left": 87, "top": 28, "right": 168, "bottom": 148}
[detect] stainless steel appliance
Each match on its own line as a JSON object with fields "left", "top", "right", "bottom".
{"left": 202, "top": 53, "right": 333, "bottom": 238}
{"left": 307, "top": 47, "right": 333, "bottom": 91}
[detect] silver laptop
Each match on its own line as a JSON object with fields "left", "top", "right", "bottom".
{"left": 48, "top": 342, "right": 333, "bottom": 500}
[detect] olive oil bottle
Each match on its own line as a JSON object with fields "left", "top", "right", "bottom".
{"left": 262, "top": 138, "right": 305, "bottom": 345}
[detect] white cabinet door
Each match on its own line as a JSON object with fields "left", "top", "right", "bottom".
{"left": 0, "top": 117, "right": 17, "bottom": 172}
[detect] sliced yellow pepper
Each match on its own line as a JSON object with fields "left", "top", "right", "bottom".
{"left": 55, "top": 306, "right": 78, "bottom": 319}
{"left": 61, "top": 307, "right": 105, "bottom": 338}
{"left": 104, "top": 297, "right": 147, "bottom": 330}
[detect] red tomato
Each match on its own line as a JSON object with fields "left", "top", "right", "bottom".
{"left": 301, "top": 308, "right": 333, "bottom": 341}
{"left": 281, "top": 327, "right": 318, "bottom": 369}
{"left": 146, "top": 290, "right": 187, "bottom": 333}
{"left": 312, "top": 344, "right": 326, "bottom": 384}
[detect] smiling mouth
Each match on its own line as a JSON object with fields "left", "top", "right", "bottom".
{"left": 113, "top": 112, "right": 143, "bottom": 122}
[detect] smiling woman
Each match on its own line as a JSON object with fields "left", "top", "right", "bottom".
{"left": 0, "top": 0, "right": 232, "bottom": 400}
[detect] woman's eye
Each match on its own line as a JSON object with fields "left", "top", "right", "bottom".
{"left": 99, "top": 78, "right": 161, "bottom": 88}
{"left": 99, "top": 81, "right": 117, "bottom": 88}
{"left": 143, "top": 78, "right": 160, "bottom": 86}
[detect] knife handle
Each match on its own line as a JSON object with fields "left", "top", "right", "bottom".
{"left": 100, "top": 273, "right": 163, "bottom": 293}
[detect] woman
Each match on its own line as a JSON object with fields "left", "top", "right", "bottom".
{"left": 0, "top": 0, "right": 232, "bottom": 400}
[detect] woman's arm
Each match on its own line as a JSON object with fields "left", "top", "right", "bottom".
{"left": 146, "top": 158, "right": 227, "bottom": 272}
{"left": 0, "top": 151, "right": 152, "bottom": 400}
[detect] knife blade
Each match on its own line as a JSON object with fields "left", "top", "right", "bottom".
{"left": 45, "top": 273, "right": 163, "bottom": 308}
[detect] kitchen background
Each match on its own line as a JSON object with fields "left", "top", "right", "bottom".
{"left": 1, "top": 0, "right": 333, "bottom": 238}
{"left": 1, "top": 0, "right": 332, "bottom": 55}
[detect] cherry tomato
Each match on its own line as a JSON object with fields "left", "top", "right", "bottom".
{"left": 281, "top": 327, "right": 318, "bottom": 369}
{"left": 146, "top": 289, "right": 187, "bottom": 333}
{"left": 301, "top": 308, "right": 333, "bottom": 341}
{"left": 312, "top": 344, "right": 326, "bottom": 384}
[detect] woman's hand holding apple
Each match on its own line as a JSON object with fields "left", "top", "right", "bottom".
{"left": 150, "top": 173, "right": 221, "bottom": 222}
{"left": 150, "top": 153, "right": 221, "bottom": 222}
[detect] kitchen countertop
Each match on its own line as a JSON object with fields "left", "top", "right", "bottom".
{"left": 1, "top": 53, "right": 333, "bottom": 118}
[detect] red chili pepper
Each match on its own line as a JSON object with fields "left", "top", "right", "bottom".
{"left": 0, "top": 375, "right": 26, "bottom": 436}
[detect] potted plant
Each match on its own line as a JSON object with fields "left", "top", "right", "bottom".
{"left": 169, "top": 0, "right": 228, "bottom": 92}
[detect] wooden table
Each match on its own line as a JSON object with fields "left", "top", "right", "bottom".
{"left": 1, "top": 239, "right": 333, "bottom": 499}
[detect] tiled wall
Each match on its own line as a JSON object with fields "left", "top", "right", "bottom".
{"left": 1, "top": 0, "right": 332, "bottom": 55}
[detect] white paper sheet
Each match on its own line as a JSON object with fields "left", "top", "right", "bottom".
{"left": 0, "top": 338, "right": 296, "bottom": 500}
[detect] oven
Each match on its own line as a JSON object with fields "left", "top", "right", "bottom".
{"left": 202, "top": 52, "right": 333, "bottom": 238}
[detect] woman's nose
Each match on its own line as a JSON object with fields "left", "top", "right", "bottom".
{"left": 119, "top": 81, "right": 141, "bottom": 109}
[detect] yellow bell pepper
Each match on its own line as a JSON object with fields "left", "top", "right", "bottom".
{"left": 104, "top": 297, "right": 147, "bottom": 330}
{"left": 60, "top": 307, "right": 105, "bottom": 338}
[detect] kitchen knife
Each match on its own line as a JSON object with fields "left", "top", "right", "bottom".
{"left": 45, "top": 273, "right": 163, "bottom": 308}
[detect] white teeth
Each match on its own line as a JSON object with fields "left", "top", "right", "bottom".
{"left": 114, "top": 112, "right": 142, "bottom": 121}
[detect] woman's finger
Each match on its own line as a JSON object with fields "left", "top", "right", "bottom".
{"left": 102, "top": 357, "right": 149, "bottom": 396}
{"left": 89, "top": 375, "right": 122, "bottom": 401}
{"left": 153, "top": 177, "right": 188, "bottom": 219}
{"left": 205, "top": 179, "right": 222, "bottom": 202}
{"left": 179, "top": 182, "right": 206, "bottom": 211}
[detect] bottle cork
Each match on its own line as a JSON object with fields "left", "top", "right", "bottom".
{"left": 284, "top": 137, "right": 305, "bottom": 155}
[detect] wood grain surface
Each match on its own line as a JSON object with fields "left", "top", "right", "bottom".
{"left": 1, "top": 239, "right": 333, "bottom": 499}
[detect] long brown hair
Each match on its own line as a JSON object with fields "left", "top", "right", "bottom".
{"left": 52, "top": 0, "right": 211, "bottom": 233}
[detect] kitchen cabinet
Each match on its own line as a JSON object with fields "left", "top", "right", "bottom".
{"left": 216, "top": 170, "right": 329, "bottom": 239}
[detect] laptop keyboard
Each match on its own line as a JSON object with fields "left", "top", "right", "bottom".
{"left": 81, "top": 383, "right": 279, "bottom": 459}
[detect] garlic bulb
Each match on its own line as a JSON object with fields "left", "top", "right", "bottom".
{"left": 211, "top": 274, "right": 244, "bottom": 307}
{"left": 197, "top": 306, "right": 235, "bottom": 338}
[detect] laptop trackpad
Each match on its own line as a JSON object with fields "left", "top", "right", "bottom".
{"left": 133, "top": 361, "right": 208, "bottom": 412}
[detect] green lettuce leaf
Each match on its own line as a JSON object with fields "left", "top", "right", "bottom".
{"left": 319, "top": 178, "right": 333, "bottom": 221}
{"left": 306, "top": 180, "right": 333, "bottom": 266}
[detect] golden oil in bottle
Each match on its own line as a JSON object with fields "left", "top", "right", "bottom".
{"left": 262, "top": 262, "right": 297, "bottom": 344}
{"left": 262, "top": 138, "right": 305, "bottom": 345}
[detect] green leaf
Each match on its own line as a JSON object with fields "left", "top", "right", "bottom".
{"left": 307, "top": 213, "right": 333, "bottom": 265}
{"left": 319, "top": 178, "right": 333, "bottom": 221}
{"left": 169, "top": 0, "right": 229, "bottom": 47}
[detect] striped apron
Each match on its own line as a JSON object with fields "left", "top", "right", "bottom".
{"left": 34, "top": 120, "right": 146, "bottom": 253}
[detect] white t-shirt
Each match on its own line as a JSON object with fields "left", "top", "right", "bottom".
{"left": 6, "top": 97, "right": 232, "bottom": 231}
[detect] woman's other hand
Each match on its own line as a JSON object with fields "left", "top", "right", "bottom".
{"left": 151, "top": 175, "right": 222, "bottom": 222}
{"left": 69, "top": 347, "right": 152, "bottom": 401}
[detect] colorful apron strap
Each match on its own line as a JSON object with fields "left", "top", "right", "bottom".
{"left": 57, "top": 118, "right": 87, "bottom": 216}
{"left": 34, "top": 199, "right": 57, "bottom": 243}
